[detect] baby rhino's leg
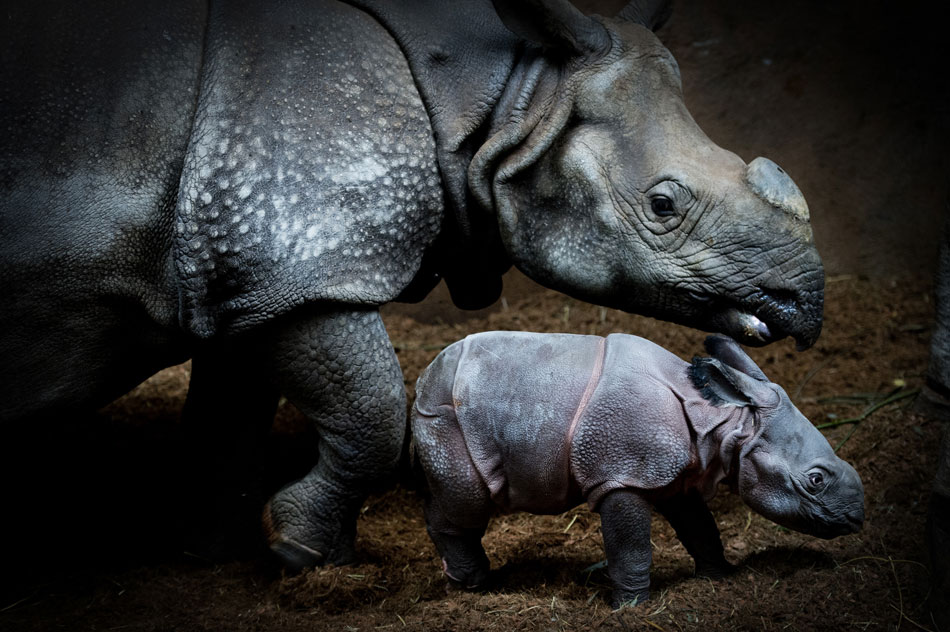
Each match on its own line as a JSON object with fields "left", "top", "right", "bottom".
{"left": 654, "top": 490, "right": 734, "bottom": 578}
{"left": 412, "top": 403, "right": 492, "bottom": 588}
{"left": 599, "top": 489, "right": 654, "bottom": 607}
{"left": 424, "top": 496, "right": 491, "bottom": 589}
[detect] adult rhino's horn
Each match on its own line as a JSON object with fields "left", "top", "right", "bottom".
{"left": 746, "top": 157, "right": 810, "bottom": 222}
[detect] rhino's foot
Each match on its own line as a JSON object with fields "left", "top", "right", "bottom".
{"left": 268, "top": 537, "right": 325, "bottom": 573}
{"left": 262, "top": 499, "right": 323, "bottom": 572}
{"left": 422, "top": 498, "right": 491, "bottom": 590}
{"left": 269, "top": 540, "right": 326, "bottom": 573}
{"left": 262, "top": 492, "right": 357, "bottom": 571}
{"left": 610, "top": 587, "right": 650, "bottom": 609}
{"left": 441, "top": 556, "right": 490, "bottom": 590}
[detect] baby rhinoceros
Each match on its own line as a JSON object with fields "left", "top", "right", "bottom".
{"left": 411, "top": 332, "right": 864, "bottom": 607}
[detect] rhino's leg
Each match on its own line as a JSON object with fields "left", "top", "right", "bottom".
{"left": 599, "top": 489, "right": 654, "bottom": 607}
{"left": 261, "top": 307, "right": 405, "bottom": 569}
{"left": 424, "top": 497, "right": 491, "bottom": 589}
{"left": 654, "top": 490, "right": 734, "bottom": 579}
{"left": 412, "top": 402, "right": 493, "bottom": 588}
{"left": 180, "top": 342, "right": 280, "bottom": 555}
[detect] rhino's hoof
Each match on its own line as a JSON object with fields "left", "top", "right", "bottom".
{"left": 442, "top": 558, "right": 489, "bottom": 590}
{"left": 270, "top": 539, "right": 325, "bottom": 573}
{"left": 261, "top": 501, "right": 324, "bottom": 573}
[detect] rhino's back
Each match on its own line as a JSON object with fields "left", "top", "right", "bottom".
{"left": 0, "top": 1, "right": 205, "bottom": 418}
{"left": 175, "top": 0, "right": 444, "bottom": 336}
{"left": 0, "top": 0, "right": 205, "bottom": 314}
{"left": 451, "top": 331, "right": 606, "bottom": 512}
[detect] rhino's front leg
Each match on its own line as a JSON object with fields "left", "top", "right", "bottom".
{"left": 261, "top": 306, "right": 405, "bottom": 570}
{"left": 599, "top": 489, "right": 654, "bottom": 608}
{"left": 654, "top": 490, "right": 734, "bottom": 579}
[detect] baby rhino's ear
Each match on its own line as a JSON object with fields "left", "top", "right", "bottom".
{"left": 703, "top": 335, "right": 769, "bottom": 382}
{"left": 688, "top": 357, "right": 768, "bottom": 408}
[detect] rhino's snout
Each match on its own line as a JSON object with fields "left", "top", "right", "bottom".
{"left": 708, "top": 282, "right": 823, "bottom": 350}
{"left": 815, "top": 468, "right": 865, "bottom": 538}
{"left": 815, "top": 506, "right": 864, "bottom": 539}
{"left": 844, "top": 505, "right": 865, "bottom": 533}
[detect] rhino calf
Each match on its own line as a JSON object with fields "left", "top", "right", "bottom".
{"left": 411, "top": 332, "right": 864, "bottom": 607}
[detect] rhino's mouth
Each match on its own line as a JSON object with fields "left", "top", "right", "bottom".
{"left": 692, "top": 288, "right": 822, "bottom": 350}
{"left": 717, "top": 308, "right": 780, "bottom": 345}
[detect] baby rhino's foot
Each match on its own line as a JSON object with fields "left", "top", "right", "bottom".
{"left": 442, "top": 557, "right": 490, "bottom": 590}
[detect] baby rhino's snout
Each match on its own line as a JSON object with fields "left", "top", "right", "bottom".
{"left": 822, "top": 464, "right": 865, "bottom": 538}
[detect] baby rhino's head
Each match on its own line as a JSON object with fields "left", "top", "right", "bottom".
{"left": 689, "top": 335, "right": 865, "bottom": 539}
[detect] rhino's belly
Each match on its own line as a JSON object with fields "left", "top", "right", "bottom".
{"left": 175, "top": 0, "right": 444, "bottom": 337}
{"left": 452, "top": 332, "right": 606, "bottom": 513}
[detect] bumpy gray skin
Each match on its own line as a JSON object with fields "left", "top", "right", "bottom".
{"left": 412, "top": 333, "right": 864, "bottom": 607}
{"left": 2, "top": 0, "right": 824, "bottom": 568}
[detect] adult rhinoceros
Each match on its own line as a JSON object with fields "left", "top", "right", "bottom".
{"left": 0, "top": 0, "right": 824, "bottom": 568}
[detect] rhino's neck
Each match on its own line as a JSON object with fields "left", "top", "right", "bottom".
{"left": 682, "top": 399, "right": 756, "bottom": 499}
{"left": 466, "top": 52, "right": 563, "bottom": 213}
{"left": 339, "top": 0, "right": 518, "bottom": 218}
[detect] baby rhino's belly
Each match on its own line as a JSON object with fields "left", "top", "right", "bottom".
{"left": 494, "top": 437, "right": 585, "bottom": 514}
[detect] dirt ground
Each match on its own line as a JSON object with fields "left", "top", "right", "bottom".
{"left": 1, "top": 1, "right": 948, "bottom": 631}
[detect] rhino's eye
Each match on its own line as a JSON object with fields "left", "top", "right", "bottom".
{"left": 650, "top": 196, "right": 675, "bottom": 218}
{"left": 807, "top": 471, "right": 825, "bottom": 490}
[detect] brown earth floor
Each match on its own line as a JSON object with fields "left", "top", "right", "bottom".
{"left": 0, "top": 275, "right": 943, "bottom": 631}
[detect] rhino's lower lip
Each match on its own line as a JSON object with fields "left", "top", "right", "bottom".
{"left": 735, "top": 312, "right": 772, "bottom": 342}
{"left": 678, "top": 290, "right": 815, "bottom": 348}
{"left": 715, "top": 307, "right": 781, "bottom": 346}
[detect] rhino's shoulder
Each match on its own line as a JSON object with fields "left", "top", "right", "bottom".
{"left": 175, "top": 0, "right": 444, "bottom": 336}
{"left": 342, "top": 0, "right": 519, "bottom": 151}
{"left": 571, "top": 334, "right": 694, "bottom": 504}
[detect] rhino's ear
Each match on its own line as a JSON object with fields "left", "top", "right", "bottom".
{"left": 703, "top": 335, "right": 770, "bottom": 382}
{"left": 688, "top": 357, "right": 769, "bottom": 408}
{"left": 616, "top": 0, "right": 673, "bottom": 31}
{"left": 490, "top": 0, "right": 610, "bottom": 56}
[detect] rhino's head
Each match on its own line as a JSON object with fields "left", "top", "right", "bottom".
{"left": 690, "top": 336, "right": 865, "bottom": 538}
{"left": 471, "top": 0, "right": 824, "bottom": 349}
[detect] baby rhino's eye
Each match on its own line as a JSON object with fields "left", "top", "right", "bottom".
{"left": 808, "top": 471, "right": 825, "bottom": 489}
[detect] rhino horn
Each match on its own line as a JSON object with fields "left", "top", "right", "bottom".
{"left": 746, "top": 157, "right": 810, "bottom": 222}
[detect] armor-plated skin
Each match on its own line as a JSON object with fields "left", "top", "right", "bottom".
{"left": 412, "top": 333, "right": 865, "bottom": 606}
{"left": 2, "top": 0, "right": 826, "bottom": 568}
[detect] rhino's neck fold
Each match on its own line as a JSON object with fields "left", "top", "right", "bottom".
{"left": 683, "top": 403, "right": 753, "bottom": 499}
{"left": 467, "top": 54, "right": 552, "bottom": 212}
